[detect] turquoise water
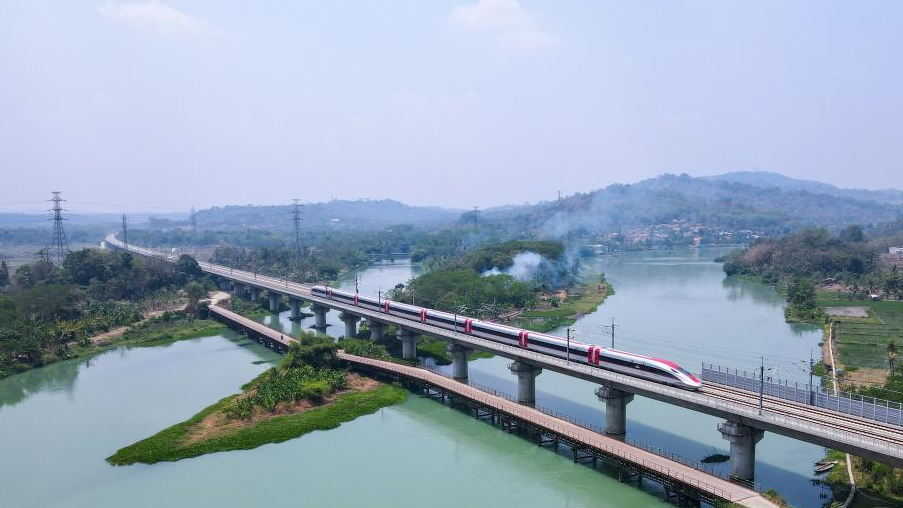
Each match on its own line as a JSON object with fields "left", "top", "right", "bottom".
{"left": 0, "top": 250, "right": 834, "bottom": 507}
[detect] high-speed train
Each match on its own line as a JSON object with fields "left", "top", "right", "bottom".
{"left": 312, "top": 285, "right": 702, "bottom": 390}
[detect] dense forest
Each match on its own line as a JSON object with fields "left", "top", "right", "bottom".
{"left": 208, "top": 225, "right": 434, "bottom": 282}
{"left": 721, "top": 225, "right": 903, "bottom": 300}
{"left": 0, "top": 249, "right": 206, "bottom": 378}
{"left": 479, "top": 174, "right": 903, "bottom": 239}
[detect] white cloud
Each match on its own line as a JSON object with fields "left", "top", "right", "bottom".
{"left": 449, "top": 0, "right": 554, "bottom": 50}
{"left": 98, "top": 1, "right": 222, "bottom": 38}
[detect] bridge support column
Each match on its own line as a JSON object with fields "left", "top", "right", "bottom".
{"left": 250, "top": 288, "right": 260, "bottom": 302}
{"left": 340, "top": 313, "right": 360, "bottom": 338}
{"left": 447, "top": 343, "right": 472, "bottom": 380}
{"left": 367, "top": 319, "right": 385, "bottom": 340}
{"left": 232, "top": 283, "right": 243, "bottom": 298}
{"left": 719, "top": 420, "right": 764, "bottom": 481}
{"left": 311, "top": 304, "right": 328, "bottom": 329}
{"left": 268, "top": 294, "right": 280, "bottom": 312}
{"left": 220, "top": 280, "right": 230, "bottom": 291}
{"left": 596, "top": 385, "right": 634, "bottom": 437}
{"left": 508, "top": 361, "right": 542, "bottom": 405}
{"left": 397, "top": 329, "right": 420, "bottom": 360}
{"left": 289, "top": 299, "right": 301, "bottom": 320}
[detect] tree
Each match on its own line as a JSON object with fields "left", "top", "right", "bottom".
{"left": 887, "top": 339, "right": 899, "bottom": 376}
{"left": 14, "top": 265, "right": 34, "bottom": 288}
{"left": 0, "top": 261, "right": 9, "bottom": 288}
{"left": 786, "top": 278, "right": 819, "bottom": 321}
{"left": 184, "top": 282, "right": 207, "bottom": 317}
{"left": 176, "top": 254, "right": 203, "bottom": 284}
{"left": 839, "top": 224, "right": 866, "bottom": 243}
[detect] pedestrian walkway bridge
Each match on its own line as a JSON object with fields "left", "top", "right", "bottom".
{"left": 207, "top": 304, "right": 774, "bottom": 507}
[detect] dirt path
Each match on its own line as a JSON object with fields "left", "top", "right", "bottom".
{"left": 87, "top": 292, "right": 232, "bottom": 346}
{"left": 826, "top": 322, "right": 858, "bottom": 506}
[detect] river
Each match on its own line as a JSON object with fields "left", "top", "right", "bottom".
{"left": 0, "top": 250, "right": 831, "bottom": 507}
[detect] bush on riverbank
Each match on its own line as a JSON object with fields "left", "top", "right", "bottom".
{"left": 107, "top": 333, "right": 407, "bottom": 465}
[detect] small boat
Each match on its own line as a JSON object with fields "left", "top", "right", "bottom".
{"left": 815, "top": 462, "right": 837, "bottom": 474}
{"left": 814, "top": 460, "right": 838, "bottom": 467}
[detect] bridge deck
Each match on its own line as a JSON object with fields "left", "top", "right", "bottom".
{"left": 207, "top": 304, "right": 772, "bottom": 507}
{"left": 110, "top": 236, "right": 903, "bottom": 467}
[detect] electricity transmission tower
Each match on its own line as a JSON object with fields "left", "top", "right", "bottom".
{"left": 291, "top": 199, "right": 304, "bottom": 257}
{"left": 48, "top": 191, "right": 69, "bottom": 265}
{"left": 121, "top": 213, "right": 129, "bottom": 247}
{"left": 189, "top": 206, "right": 197, "bottom": 257}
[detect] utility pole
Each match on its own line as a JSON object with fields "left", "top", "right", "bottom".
{"left": 291, "top": 199, "right": 303, "bottom": 258}
{"left": 809, "top": 350, "right": 815, "bottom": 406}
{"left": 48, "top": 191, "right": 70, "bottom": 265}
{"left": 610, "top": 317, "right": 616, "bottom": 348}
{"left": 354, "top": 272, "right": 360, "bottom": 293}
{"left": 566, "top": 327, "right": 571, "bottom": 365}
{"left": 121, "top": 213, "right": 129, "bottom": 248}
{"left": 759, "top": 357, "right": 765, "bottom": 415}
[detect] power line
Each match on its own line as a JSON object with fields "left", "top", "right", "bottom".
{"left": 48, "top": 191, "right": 69, "bottom": 265}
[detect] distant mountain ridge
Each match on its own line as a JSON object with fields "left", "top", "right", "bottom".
{"left": 195, "top": 199, "right": 461, "bottom": 231}
{"left": 704, "top": 171, "right": 903, "bottom": 205}
{"left": 481, "top": 173, "right": 903, "bottom": 237}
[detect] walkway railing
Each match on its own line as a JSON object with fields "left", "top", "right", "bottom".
{"left": 345, "top": 354, "right": 746, "bottom": 502}
{"left": 415, "top": 363, "right": 750, "bottom": 490}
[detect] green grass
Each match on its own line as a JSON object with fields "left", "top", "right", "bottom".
{"left": 106, "top": 384, "right": 407, "bottom": 465}
{"left": 518, "top": 281, "right": 613, "bottom": 332}
{"left": 66, "top": 316, "right": 226, "bottom": 359}
{"left": 818, "top": 300, "right": 903, "bottom": 369}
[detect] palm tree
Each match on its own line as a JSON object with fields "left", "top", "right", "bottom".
{"left": 887, "top": 339, "right": 899, "bottom": 376}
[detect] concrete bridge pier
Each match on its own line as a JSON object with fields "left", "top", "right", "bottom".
{"left": 397, "top": 329, "right": 420, "bottom": 360}
{"left": 447, "top": 343, "right": 473, "bottom": 380}
{"left": 311, "top": 304, "right": 329, "bottom": 329}
{"left": 508, "top": 361, "right": 542, "bottom": 405}
{"left": 268, "top": 294, "right": 280, "bottom": 312}
{"left": 340, "top": 313, "right": 360, "bottom": 338}
{"left": 367, "top": 319, "right": 385, "bottom": 340}
{"left": 596, "top": 385, "right": 634, "bottom": 437}
{"left": 719, "top": 420, "right": 764, "bottom": 481}
{"left": 249, "top": 288, "right": 260, "bottom": 302}
{"left": 219, "top": 280, "right": 230, "bottom": 291}
{"left": 232, "top": 283, "right": 244, "bottom": 298}
{"left": 289, "top": 299, "right": 302, "bottom": 320}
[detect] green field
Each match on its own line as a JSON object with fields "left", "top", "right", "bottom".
{"left": 817, "top": 299, "right": 903, "bottom": 369}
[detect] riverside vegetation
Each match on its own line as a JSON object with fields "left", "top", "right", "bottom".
{"left": 390, "top": 240, "right": 612, "bottom": 333}
{"left": 723, "top": 225, "right": 903, "bottom": 506}
{"left": 0, "top": 248, "right": 212, "bottom": 379}
{"left": 107, "top": 334, "right": 406, "bottom": 465}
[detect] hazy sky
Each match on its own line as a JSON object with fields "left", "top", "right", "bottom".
{"left": 1, "top": 0, "right": 901, "bottom": 213}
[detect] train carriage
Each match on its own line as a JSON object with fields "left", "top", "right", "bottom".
{"left": 311, "top": 285, "right": 701, "bottom": 390}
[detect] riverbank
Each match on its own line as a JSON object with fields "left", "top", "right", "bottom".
{"left": 107, "top": 370, "right": 407, "bottom": 465}
{"left": 520, "top": 279, "right": 614, "bottom": 332}
{"left": 813, "top": 296, "right": 903, "bottom": 506}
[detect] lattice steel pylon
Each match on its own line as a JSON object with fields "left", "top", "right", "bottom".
{"left": 48, "top": 191, "right": 69, "bottom": 265}
{"left": 290, "top": 199, "right": 303, "bottom": 257}
{"left": 121, "top": 213, "right": 128, "bottom": 247}
{"left": 189, "top": 206, "right": 198, "bottom": 257}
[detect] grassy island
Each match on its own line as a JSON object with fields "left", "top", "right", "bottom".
{"left": 107, "top": 335, "right": 406, "bottom": 466}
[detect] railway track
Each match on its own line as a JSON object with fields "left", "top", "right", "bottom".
{"left": 703, "top": 383, "right": 903, "bottom": 446}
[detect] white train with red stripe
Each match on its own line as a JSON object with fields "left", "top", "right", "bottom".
{"left": 312, "top": 285, "right": 701, "bottom": 390}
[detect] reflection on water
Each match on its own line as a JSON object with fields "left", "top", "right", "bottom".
{"left": 0, "top": 356, "right": 84, "bottom": 409}
{"left": 0, "top": 251, "right": 836, "bottom": 507}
